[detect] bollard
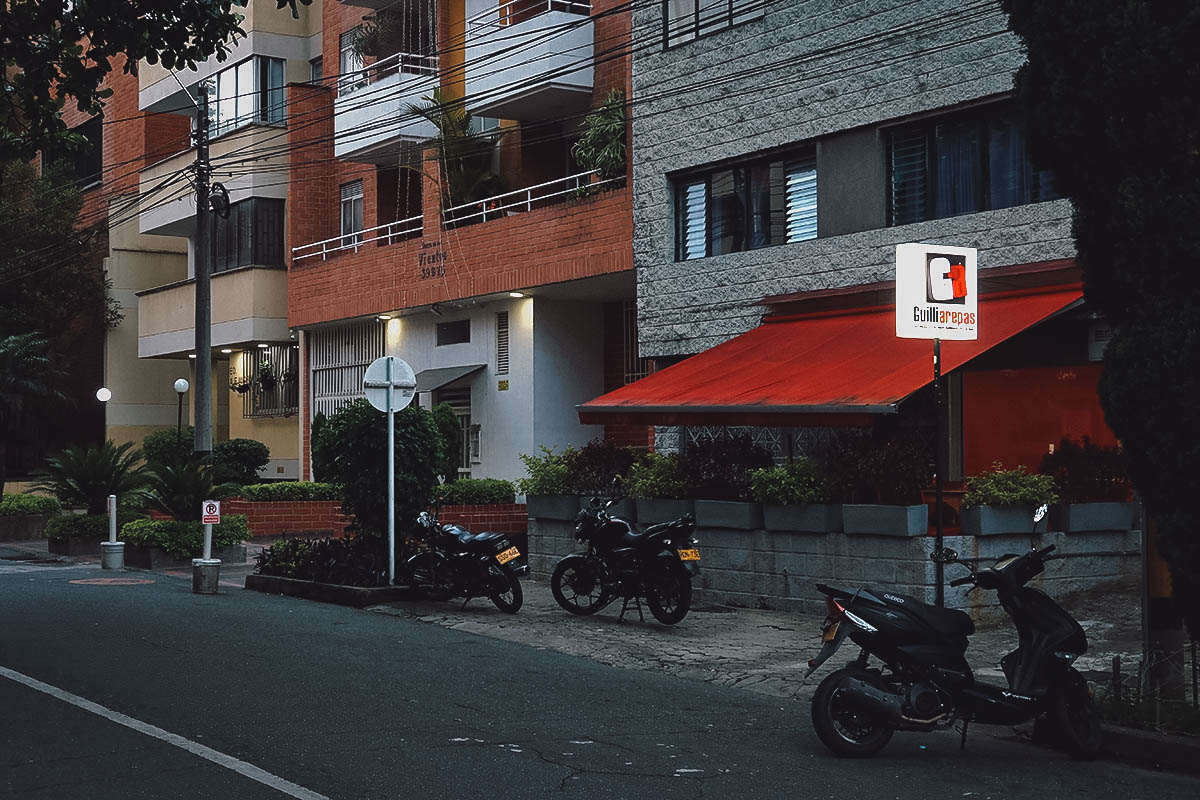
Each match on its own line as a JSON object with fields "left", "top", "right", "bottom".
{"left": 192, "top": 558, "right": 221, "bottom": 594}
{"left": 101, "top": 494, "right": 124, "bottom": 570}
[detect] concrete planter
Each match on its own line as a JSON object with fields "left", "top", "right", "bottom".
{"left": 244, "top": 573, "right": 412, "bottom": 608}
{"left": 960, "top": 505, "right": 1038, "bottom": 536}
{"left": 762, "top": 503, "right": 842, "bottom": 533}
{"left": 524, "top": 494, "right": 578, "bottom": 520}
{"left": 124, "top": 543, "right": 247, "bottom": 571}
{"left": 47, "top": 536, "right": 103, "bottom": 556}
{"left": 634, "top": 498, "right": 694, "bottom": 524}
{"left": 1050, "top": 502, "right": 1136, "bottom": 532}
{"left": 0, "top": 513, "right": 52, "bottom": 541}
{"left": 842, "top": 504, "right": 928, "bottom": 536}
{"left": 694, "top": 500, "right": 763, "bottom": 530}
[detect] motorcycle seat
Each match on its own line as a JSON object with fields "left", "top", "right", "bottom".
{"left": 881, "top": 593, "right": 975, "bottom": 636}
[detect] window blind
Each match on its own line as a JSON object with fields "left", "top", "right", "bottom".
{"left": 784, "top": 157, "right": 817, "bottom": 243}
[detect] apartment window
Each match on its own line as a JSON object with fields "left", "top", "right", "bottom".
{"left": 495, "top": 311, "right": 510, "bottom": 375}
{"left": 665, "top": 0, "right": 765, "bottom": 48}
{"left": 59, "top": 117, "right": 103, "bottom": 189}
{"left": 208, "top": 56, "right": 285, "bottom": 138}
{"left": 675, "top": 150, "right": 816, "bottom": 261}
{"left": 436, "top": 319, "right": 471, "bottom": 346}
{"left": 340, "top": 180, "right": 364, "bottom": 247}
{"left": 309, "top": 56, "right": 323, "bottom": 83}
{"left": 889, "top": 105, "right": 1061, "bottom": 226}
{"left": 209, "top": 198, "right": 285, "bottom": 273}
{"left": 339, "top": 29, "right": 366, "bottom": 95}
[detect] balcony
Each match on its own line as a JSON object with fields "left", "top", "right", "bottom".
{"left": 292, "top": 214, "right": 424, "bottom": 262}
{"left": 464, "top": 0, "right": 594, "bottom": 121}
{"left": 137, "top": 268, "right": 289, "bottom": 358}
{"left": 335, "top": 53, "right": 440, "bottom": 163}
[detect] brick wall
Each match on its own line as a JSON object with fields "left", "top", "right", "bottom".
{"left": 439, "top": 503, "right": 528, "bottom": 535}
{"left": 215, "top": 500, "right": 527, "bottom": 539}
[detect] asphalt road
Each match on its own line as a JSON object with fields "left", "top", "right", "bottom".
{"left": 2, "top": 560, "right": 1197, "bottom": 800}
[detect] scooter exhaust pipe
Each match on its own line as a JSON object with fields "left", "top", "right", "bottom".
{"left": 836, "top": 677, "right": 903, "bottom": 723}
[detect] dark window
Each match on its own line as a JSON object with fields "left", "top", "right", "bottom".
{"left": 674, "top": 150, "right": 816, "bottom": 261}
{"left": 436, "top": 319, "right": 471, "bottom": 346}
{"left": 309, "top": 56, "right": 323, "bottom": 83}
{"left": 49, "top": 117, "right": 103, "bottom": 189}
{"left": 209, "top": 198, "right": 285, "bottom": 273}
{"left": 888, "top": 105, "right": 1061, "bottom": 226}
{"left": 665, "top": 0, "right": 765, "bottom": 48}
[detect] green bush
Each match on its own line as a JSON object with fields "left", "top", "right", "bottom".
{"left": 0, "top": 493, "right": 60, "bottom": 516}
{"left": 45, "top": 511, "right": 143, "bottom": 540}
{"left": 684, "top": 434, "right": 774, "bottom": 501}
{"left": 567, "top": 439, "right": 638, "bottom": 496}
{"left": 1039, "top": 436, "right": 1130, "bottom": 503}
{"left": 625, "top": 452, "right": 687, "bottom": 500}
{"left": 212, "top": 438, "right": 270, "bottom": 485}
{"left": 438, "top": 478, "right": 516, "bottom": 506}
{"left": 141, "top": 455, "right": 236, "bottom": 521}
{"left": 963, "top": 462, "right": 1059, "bottom": 508}
{"left": 31, "top": 440, "right": 149, "bottom": 514}
{"left": 254, "top": 534, "right": 387, "bottom": 587}
{"left": 831, "top": 431, "right": 932, "bottom": 505}
{"left": 750, "top": 460, "right": 833, "bottom": 505}
{"left": 142, "top": 427, "right": 193, "bottom": 467}
{"left": 120, "top": 515, "right": 249, "bottom": 559}
{"left": 240, "top": 482, "right": 340, "bottom": 502}
{"left": 515, "top": 446, "right": 575, "bottom": 496}
{"left": 431, "top": 402, "right": 463, "bottom": 483}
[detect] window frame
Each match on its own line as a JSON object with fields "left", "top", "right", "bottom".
{"left": 208, "top": 55, "right": 287, "bottom": 139}
{"left": 208, "top": 197, "right": 286, "bottom": 274}
{"left": 435, "top": 319, "right": 471, "bottom": 347}
{"left": 339, "top": 29, "right": 366, "bottom": 96}
{"left": 663, "top": 0, "right": 766, "bottom": 49}
{"left": 340, "top": 180, "right": 364, "bottom": 248}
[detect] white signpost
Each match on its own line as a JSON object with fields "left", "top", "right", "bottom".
{"left": 194, "top": 499, "right": 222, "bottom": 594}
{"left": 363, "top": 356, "right": 417, "bottom": 584}
{"left": 896, "top": 243, "right": 979, "bottom": 608}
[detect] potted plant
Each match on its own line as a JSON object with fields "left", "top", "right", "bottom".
{"left": 835, "top": 432, "right": 930, "bottom": 536}
{"left": 626, "top": 452, "right": 692, "bottom": 523}
{"left": 687, "top": 434, "right": 772, "bottom": 529}
{"left": 960, "top": 463, "right": 1059, "bottom": 535}
{"left": 1040, "top": 437, "right": 1135, "bottom": 531}
{"left": 516, "top": 446, "right": 578, "bottom": 520}
{"left": 750, "top": 460, "right": 841, "bottom": 533}
{"left": 256, "top": 360, "right": 277, "bottom": 393}
{"left": 571, "top": 88, "right": 627, "bottom": 197}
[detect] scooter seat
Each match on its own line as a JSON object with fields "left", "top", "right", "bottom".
{"left": 884, "top": 594, "right": 974, "bottom": 636}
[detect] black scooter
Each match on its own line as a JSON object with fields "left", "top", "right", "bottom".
{"left": 805, "top": 505, "right": 1100, "bottom": 758}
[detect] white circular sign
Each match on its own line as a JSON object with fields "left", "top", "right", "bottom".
{"left": 363, "top": 356, "right": 417, "bottom": 413}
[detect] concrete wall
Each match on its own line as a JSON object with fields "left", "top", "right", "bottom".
{"left": 532, "top": 298, "right": 606, "bottom": 455}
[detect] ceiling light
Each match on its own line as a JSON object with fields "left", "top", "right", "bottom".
{"left": 257, "top": 343, "right": 269, "bottom": 349}
{"left": 220, "top": 348, "right": 233, "bottom": 354}
{"left": 377, "top": 314, "right": 393, "bottom": 321}
{"left": 508, "top": 291, "right": 525, "bottom": 298}
{"left": 188, "top": 353, "right": 197, "bottom": 359}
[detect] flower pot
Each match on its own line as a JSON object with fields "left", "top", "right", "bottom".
{"left": 523, "top": 494, "right": 579, "bottom": 521}
{"left": 842, "top": 504, "right": 928, "bottom": 536}
{"left": 634, "top": 498, "right": 694, "bottom": 525}
{"left": 960, "top": 505, "right": 1039, "bottom": 536}
{"left": 694, "top": 500, "right": 763, "bottom": 530}
{"left": 1049, "top": 502, "right": 1136, "bottom": 532}
{"left": 762, "top": 504, "right": 842, "bottom": 533}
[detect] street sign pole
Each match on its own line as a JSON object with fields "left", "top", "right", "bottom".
{"left": 934, "top": 338, "right": 944, "bottom": 607}
{"left": 363, "top": 356, "right": 417, "bottom": 586}
{"left": 387, "top": 357, "right": 396, "bottom": 585}
{"left": 194, "top": 500, "right": 222, "bottom": 594}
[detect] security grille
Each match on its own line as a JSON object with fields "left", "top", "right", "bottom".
{"left": 234, "top": 345, "right": 299, "bottom": 418}
{"left": 495, "top": 311, "right": 509, "bottom": 375}
{"left": 310, "top": 321, "right": 386, "bottom": 419}
{"left": 622, "top": 300, "right": 650, "bottom": 383}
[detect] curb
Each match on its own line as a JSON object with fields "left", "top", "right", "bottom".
{"left": 1100, "top": 723, "right": 1200, "bottom": 774}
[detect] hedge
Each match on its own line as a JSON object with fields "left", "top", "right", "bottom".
{"left": 240, "top": 482, "right": 340, "bottom": 502}
{"left": 0, "top": 494, "right": 61, "bottom": 516}
{"left": 45, "top": 511, "right": 142, "bottom": 540}
{"left": 120, "top": 515, "right": 250, "bottom": 559}
{"left": 438, "top": 478, "right": 516, "bottom": 506}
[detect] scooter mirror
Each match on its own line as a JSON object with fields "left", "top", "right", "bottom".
{"left": 1033, "top": 504, "right": 1048, "bottom": 523}
{"left": 931, "top": 547, "right": 959, "bottom": 564}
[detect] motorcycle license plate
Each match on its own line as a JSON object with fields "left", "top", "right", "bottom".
{"left": 496, "top": 546, "right": 520, "bottom": 565}
{"left": 677, "top": 549, "right": 700, "bottom": 561}
{"left": 821, "top": 621, "right": 840, "bottom": 642}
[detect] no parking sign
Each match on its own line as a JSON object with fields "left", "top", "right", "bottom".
{"left": 201, "top": 500, "right": 221, "bottom": 525}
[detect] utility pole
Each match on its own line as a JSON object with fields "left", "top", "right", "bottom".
{"left": 193, "top": 82, "right": 213, "bottom": 458}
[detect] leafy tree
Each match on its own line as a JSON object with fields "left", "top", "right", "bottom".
{"left": 0, "top": 334, "right": 66, "bottom": 495}
{"left": 407, "top": 89, "right": 505, "bottom": 213}
{"left": 430, "top": 402, "right": 463, "bottom": 484}
{"left": 30, "top": 440, "right": 148, "bottom": 514}
{"left": 1004, "top": 1, "right": 1200, "bottom": 634}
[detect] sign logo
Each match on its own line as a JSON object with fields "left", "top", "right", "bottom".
{"left": 926, "top": 254, "right": 968, "bottom": 304}
{"left": 896, "top": 243, "right": 978, "bottom": 340}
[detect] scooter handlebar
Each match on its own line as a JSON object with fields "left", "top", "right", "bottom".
{"left": 1036, "top": 544, "right": 1057, "bottom": 559}
{"left": 949, "top": 574, "right": 976, "bottom": 587}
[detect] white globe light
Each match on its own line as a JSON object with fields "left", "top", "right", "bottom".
{"left": 174, "top": 378, "right": 190, "bottom": 394}
{"left": 95, "top": 387, "right": 112, "bottom": 402}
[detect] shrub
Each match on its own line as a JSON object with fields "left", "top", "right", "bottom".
{"left": 625, "top": 452, "right": 688, "bottom": 500}
{"left": 254, "top": 534, "right": 388, "bottom": 587}
{"left": 963, "top": 462, "right": 1059, "bottom": 508}
{"left": 142, "top": 455, "right": 236, "bottom": 521}
{"left": 142, "top": 427, "right": 194, "bottom": 467}
{"left": 31, "top": 440, "right": 149, "bottom": 514}
{"left": 45, "top": 511, "right": 142, "bottom": 540}
{"left": 212, "top": 438, "right": 270, "bottom": 485}
{"left": 683, "top": 434, "right": 774, "bottom": 501}
{"left": 120, "top": 515, "right": 249, "bottom": 559}
{"left": 0, "top": 493, "right": 60, "bottom": 516}
{"left": 567, "top": 439, "right": 638, "bottom": 496}
{"left": 240, "top": 482, "right": 340, "bottom": 502}
{"left": 750, "top": 460, "right": 833, "bottom": 505}
{"left": 438, "top": 478, "right": 516, "bottom": 506}
{"left": 431, "top": 402, "right": 463, "bottom": 483}
{"left": 1039, "top": 436, "right": 1130, "bottom": 503}
{"left": 515, "top": 446, "right": 575, "bottom": 496}
{"left": 831, "top": 431, "right": 932, "bottom": 505}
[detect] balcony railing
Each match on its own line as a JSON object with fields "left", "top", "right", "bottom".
{"left": 442, "top": 169, "right": 616, "bottom": 227}
{"left": 467, "top": 0, "right": 591, "bottom": 33}
{"left": 292, "top": 215, "right": 423, "bottom": 262}
{"left": 339, "top": 51, "right": 439, "bottom": 98}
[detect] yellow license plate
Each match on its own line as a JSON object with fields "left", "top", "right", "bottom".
{"left": 822, "top": 622, "right": 840, "bottom": 642}
{"left": 496, "top": 546, "right": 520, "bottom": 565}
{"left": 678, "top": 549, "right": 700, "bottom": 561}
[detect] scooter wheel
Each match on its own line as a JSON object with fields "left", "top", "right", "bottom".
{"left": 811, "top": 667, "right": 895, "bottom": 757}
{"left": 1050, "top": 667, "right": 1101, "bottom": 760}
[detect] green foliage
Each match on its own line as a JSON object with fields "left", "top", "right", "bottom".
{"left": 831, "top": 432, "right": 931, "bottom": 505}
{"left": 516, "top": 446, "right": 575, "bottom": 496}
{"left": 438, "top": 478, "right": 516, "bottom": 506}
{"left": 572, "top": 89, "right": 628, "bottom": 186}
{"left": 0, "top": 493, "right": 61, "bottom": 516}
{"left": 0, "top": 333, "right": 68, "bottom": 495}
{"left": 310, "top": 412, "right": 329, "bottom": 481}
{"left": 625, "top": 452, "right": 688, "bottom": 500}
{"left": 1038, "top": 437, "right": 1129, "bottom": 503}
{"left": 141, "top": 455, "right": 235, "bottom": 521}
{"left": 45, "top": 511, "right": 142, "bottom": 541}
{"left": 567, "top": 439, "right": 638, "bottom": 496}
{"left": 240, "top": 482, "right": 340, "bottom": 502}
{"left": 683, "top": 434, "right": 774, "bottom": 501}
{"left": 750, "top": 460, "right": 833, "bottom": 505}
{"left": 963, "top": 462, "right": 1059, "bottom": 508}
{"left": 212, "top": 438, "right": 270, "bottom": 485}
{"left": 254, "top": 534, "right": 388, "bottom": 587}
{"left": 407, "top": 88, "right": 505, "bottom": 213}
{"left": 310, "top": 398, "right": 442, "bottom": 536}
{"left": 31, "top": 440, "right": 149, "bottom": 514}
{"left": 142, "top": 427, "right": 194, "bottom": 467}
{"left": 120, "top": 515, "right": 249, "bottom": 560}
{"left": 431, "top": 402, "right": 463, "bottom": 483}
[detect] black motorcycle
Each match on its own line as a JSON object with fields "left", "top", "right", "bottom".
{"left": 805, "top": 505, "right": 1100, "bottom": 758}
{"left": 406, "top": 508, "right": 525, "bottom": 613}
{"left": 550, "top": 494, "right": 700, "bottom": 625}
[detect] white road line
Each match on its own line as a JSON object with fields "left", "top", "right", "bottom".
{"left": 0, "top": 665, "right": 329, "bottom": 800}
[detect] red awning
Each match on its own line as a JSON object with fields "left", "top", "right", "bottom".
{"left": 578, "top": 287, "right": 1083, "bottom": 427}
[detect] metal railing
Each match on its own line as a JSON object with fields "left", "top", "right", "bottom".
{"left": 292, "top": 214, "right": 424, "bottom": 262}
{"left": 442, "top": 169, "right": 616, "bottom": 227}
{"left": 467, "top": 0, "right": 591, "bottom": 34}
{"left": 339, "top": 51, "right": 439, "bottom": 97}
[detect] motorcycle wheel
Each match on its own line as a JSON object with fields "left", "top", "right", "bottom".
{"left": 1050, "top": 667, "right": 1101, "bottom": 760}
{"left": 408, "top": 552, "right": 454, "bottom": 602}
{"left": 487, "top": 564, "right": 523, "bottom": 613}
{"left": 551, "top": 555, "right": 607, "bottom": 615}
{"left": 811, "top": 667, "right": 896, "bottom": 757}
{"left": 645, "top": 563, "right": 691, "bottom": 625}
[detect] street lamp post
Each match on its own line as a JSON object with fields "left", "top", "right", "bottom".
{"left": 174, "top": 378, "right": 190, "bottom": 446}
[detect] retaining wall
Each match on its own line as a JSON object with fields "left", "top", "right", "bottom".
{"left": 222, "top": 500, "right": 528, "bottom": 540}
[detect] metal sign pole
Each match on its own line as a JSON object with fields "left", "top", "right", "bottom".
{"left": 387, "top": 357, "right": 395, "bottom": 585}
{"left": 934, "top": 337, "right": 945, "bottom": 607}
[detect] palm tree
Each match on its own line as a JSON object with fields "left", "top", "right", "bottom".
{"left": 142, "top": 454, "right": 233, "bottom": 521}
{"left": 0, "top": 334, "right": 65, "bottom": 496}
{"left": 31, "top": 440, "right": 148, "bottom": 515}
{"left": 406, "top": 89, "right": 506, "bottom": 217}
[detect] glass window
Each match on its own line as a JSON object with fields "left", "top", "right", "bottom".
{"left": 666, "top": 0, "right": 765, "bottom": 48}
{"left": 340, "top": 180, "right": 364, "bottom": 247}
{"left": 677, "top": 181, "right": 707, "bottom": 260}
{"left": 309, "top": 56, "right": 323, "bottom": 83}
{"left": 339, "top": 30, "right": 366, "bottom": 95}
{"left": 208, "top": 56, "right": 286, "bottom": 138}
{"left": 209, "top": 198, "right": 286, "bottom": 273}
{"left": 436, "top": 320, "right": 471, "bottom": 346}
